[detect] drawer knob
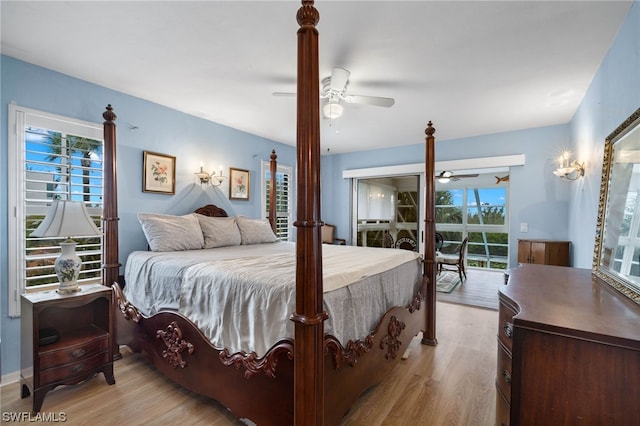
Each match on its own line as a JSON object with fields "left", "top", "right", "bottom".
{"left": 71, "top": 348, "right": 86, "bottom": 358}
{"left": 71, "top": 364, "right": 85, "bottom": 373}
{"left": 503, "top": 322, "right": 513, "bottom": 338}
{"left": 503, "top": 369, "right": 512, "bottom": 384}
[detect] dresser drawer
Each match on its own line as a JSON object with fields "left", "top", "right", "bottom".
{"left": 495, "top": 386, "right": 510, "bottom": 426}
{"left": 496, "top": 340, "right": 512, "bottom": 402}
{"left": 39, "top": 350, "right": 110, "bottom": 386}
{"left": 498, "top": 302, "right": 516, "bottom": 351}
{"left": 39, "top": 335, "right": 109, "bottom": 370}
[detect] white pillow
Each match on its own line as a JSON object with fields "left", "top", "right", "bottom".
{"left": 236, "top": 216, "right": 278, "bottom": 245}
{"left": 138, "top": 213, "right": 204, "bottom": 252}
{"left": 196, "top": 215, "right": 241, "bottom": 248}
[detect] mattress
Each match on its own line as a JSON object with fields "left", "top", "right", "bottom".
{"left": 124, "top": 241, "right": 422, "bottom": 356}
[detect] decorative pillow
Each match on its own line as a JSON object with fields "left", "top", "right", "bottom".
{"left": 137, "top": 213, "right": 204, "bottom": 252}
{"left": 196, "top": 214, "right": 241, "bottom": 248}
{"left": 236, "top": 216, "right": 278, "bottom": 245}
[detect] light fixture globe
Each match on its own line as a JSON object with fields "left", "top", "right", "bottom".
{"left": 323, "top": 102, "right": 343, "bottom": 119}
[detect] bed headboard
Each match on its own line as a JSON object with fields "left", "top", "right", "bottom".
{"left": 194, "top": 204, "right": 228, "bottom": 217}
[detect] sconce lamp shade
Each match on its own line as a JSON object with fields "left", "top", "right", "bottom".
{"left": 195, "top": 166, "right": 226, "bottom": 186}
{"left": 31, "top": 200, "right": 101, "bottom": 293}
{"left": 553, "top": 152, "right": 585, "bottom": 181}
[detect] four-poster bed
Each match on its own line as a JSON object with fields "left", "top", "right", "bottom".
{"left": 105, "top": 1, "right": 437, "bottom": 424}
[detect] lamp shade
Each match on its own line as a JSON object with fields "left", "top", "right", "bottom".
{"left": 31, "top": 200, "right": 101, "bottom": 238}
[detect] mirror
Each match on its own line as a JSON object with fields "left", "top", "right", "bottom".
{"left": 593, "top": 108, "right": 640, "bottom": 305}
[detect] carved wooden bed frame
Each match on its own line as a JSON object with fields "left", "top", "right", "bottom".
{"left": 104, "top": 2, "right": 438, "bottom": 424}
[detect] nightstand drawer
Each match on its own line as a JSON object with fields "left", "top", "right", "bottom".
{"left": 497, "top": 340, "right": 512, "bottom": 402}
{"left": 39, "top": 350, "right": 110, "bottom": 385}
{"left": 39, "top": 334, "right": 109, "bottom": 370}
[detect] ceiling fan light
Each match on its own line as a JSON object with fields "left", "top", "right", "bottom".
{"left": 323, "top": 102, "right": 343, "bottom": 119}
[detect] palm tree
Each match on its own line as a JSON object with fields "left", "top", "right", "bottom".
{"left": 44, "top": 132, "right": 102, "bottom": 202}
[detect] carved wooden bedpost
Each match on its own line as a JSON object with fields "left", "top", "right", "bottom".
{"left": 422, "top": 122, "right": 438, "bottom": 346}
{"left": 269, "top": 149, "right": 278, "bottom": 233}
{"left": 102, "top": 105, "right": 121, "bottom": 358}
{"left": 292, "top": 1, "right": 327, "bottom": 424}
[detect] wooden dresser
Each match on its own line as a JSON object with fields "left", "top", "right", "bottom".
{"left": 496, "top": 264, "right": 640, "bottom": 426}
{"left": 517, "top": 239, "right": 570, "bottom": 266}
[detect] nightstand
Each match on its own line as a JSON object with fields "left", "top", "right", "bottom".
{"left": 20, "top": 283, "right": 115, "bottom": 412}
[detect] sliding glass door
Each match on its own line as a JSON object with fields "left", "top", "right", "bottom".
{"left": 436, "top": 173, "right": 509, "bottom": 270}
{"left": 354, "top": 175, "right": 421, "bottom": 252}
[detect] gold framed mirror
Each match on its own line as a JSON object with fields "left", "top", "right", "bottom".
{"left": 593, "top": 107, "right": 640, "bottom": 305}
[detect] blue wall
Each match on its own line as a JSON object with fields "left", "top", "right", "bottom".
{"left": 569, "top": 0, "right": 640, "bottom": 268}
{"left": 1, "top": 1, "right": 638, "bottom": 378}
{"left": 323, "top": 1, "right": 639, "bottom": 271}
{"left": 322, "top": 123, "right": 573, "bottom": 268}
{"left": 0, "top": 56, "right": 295, "bottom": 377}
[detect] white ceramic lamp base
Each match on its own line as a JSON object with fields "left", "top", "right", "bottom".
{"left": 55, "top": 241, "right": 82, "bottom": 294}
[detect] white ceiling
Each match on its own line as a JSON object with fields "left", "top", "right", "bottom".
{"left": 1, "top": 1, "right": 633, "bottom": 154}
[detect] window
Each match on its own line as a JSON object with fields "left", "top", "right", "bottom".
{"left": 8, "top": 105, "right": 103, "bottom": 316}
{"left": 262, "top": 161, "right": 293, "bottom": 241}
{"left": 436, "top": 180, "right": 509, "bottom": 270}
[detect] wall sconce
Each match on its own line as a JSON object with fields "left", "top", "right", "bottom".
{"left": 553, "top": 151, "right": 585, "bottom": 181}
{"left": 195, "top": 164, "right": 226, "bottom": 186}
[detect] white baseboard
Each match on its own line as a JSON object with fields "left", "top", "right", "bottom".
{"left": 1, "top": 371, "right": 21, "bottom": 386}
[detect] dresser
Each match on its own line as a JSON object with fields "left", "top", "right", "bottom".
{"left": 497, "top": 265, "right": 640, "bottom": 425}
{"left": 517, "top": 239, "right": 570, "bottom": 266}
{"left": 21, "top": 284, "right": 115, "bottom": 412}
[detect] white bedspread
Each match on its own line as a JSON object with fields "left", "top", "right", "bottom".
{"left": 124, "top": 242, "right": 422, "bottom": 356}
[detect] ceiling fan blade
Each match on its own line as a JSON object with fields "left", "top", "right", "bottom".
{"left": 435, "top": 171, "right": 480, "bottom": 180}
{"left": 331, "top": 67, "right": 350, "bottom": 92}
{"left": 343, "top": 94, "right": 395, "bottom": 107}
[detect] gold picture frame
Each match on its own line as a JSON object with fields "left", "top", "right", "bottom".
{"left": 229, "top": 167, "right": 250, "bottom": 200}
{"left": 143, "top": 151, "right": 176, "bottom": 195}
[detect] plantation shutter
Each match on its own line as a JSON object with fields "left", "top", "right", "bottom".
{"left": 8, "top": 105, "right": 103, "bottom": 315}
{"left": 264, "top": 164, "right": 293, "bottom": 241}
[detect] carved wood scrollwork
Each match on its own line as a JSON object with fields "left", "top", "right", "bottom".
{"left": 380, "top": 316, "right": 406, "bottom": 360}
{"left": 219, "top": 340, "right": 294, "bottom": 379}
{"left": 156, "top": 321, "right": 195, "bottom": 368}
{"left": 112, "top": 283, "right": 141, "bottom": 322}
{"left": 325, "top": 334, "right": 374, "bottom": 370}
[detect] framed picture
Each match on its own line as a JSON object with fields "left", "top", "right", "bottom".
{"left": 229, "top": 167, "right": 250, "bottom": 200}
{"left": 143, "top": 151, "right": 176, "bottom": 195}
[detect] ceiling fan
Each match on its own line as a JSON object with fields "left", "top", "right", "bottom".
{"left": 436, "top": 171, "right": 480, "bottom": 183}
{"left": 273, "top": 67, "right": 395, "bottom": 119}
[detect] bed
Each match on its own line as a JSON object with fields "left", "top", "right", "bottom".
{"left": 106, "top": 1, "right": 438, "bottom": 424}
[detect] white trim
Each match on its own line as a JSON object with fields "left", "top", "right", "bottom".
{"left": 342, "top": 154, "right": 526, "bottom": 179}
{"left": 1, "top": 371, "right": 21, "bottom": 386}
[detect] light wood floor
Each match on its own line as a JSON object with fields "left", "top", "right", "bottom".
{"left": 437, "top": 268, "right": 505, "bottom": 311}
{"left": 1, "top": 302, "right": 498, "bottom": 425}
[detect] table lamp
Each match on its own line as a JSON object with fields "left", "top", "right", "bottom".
{"left": 31, "top": 200, "right": 101, "bottom": 293}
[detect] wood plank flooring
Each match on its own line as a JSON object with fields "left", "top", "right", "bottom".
{"left": 436, "top": 268, "right": 505, "bottom": 311}
{"left": 1, "top": 302, "right": 498, "bottom": 425}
